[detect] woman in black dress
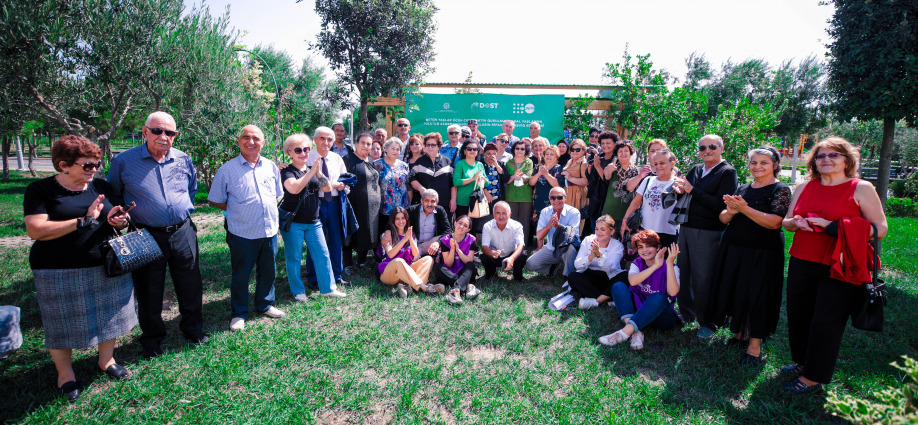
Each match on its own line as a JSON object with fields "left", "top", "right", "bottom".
{"left": 343, "top": 132, "right": 382, "bottom": 268}
{"left": 709, "top": 147, "right": 791, "bottom": 364}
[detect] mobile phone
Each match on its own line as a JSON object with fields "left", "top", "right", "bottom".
{"left": 112, "top": 201, "right": 137, "bottom": 218}
{"left": 807, "top": 213, "right": 824, "bottom": 232}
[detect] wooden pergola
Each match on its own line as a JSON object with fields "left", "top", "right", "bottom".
{"left": 369, "top": 83, "right": 631, "bottom": 138}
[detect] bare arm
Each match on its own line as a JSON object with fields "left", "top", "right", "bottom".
{"left": 782, "top": 181, "right": 810, "bottom": 232}
{"left": 855, "top": 180, "right": 888, "bottom": 238}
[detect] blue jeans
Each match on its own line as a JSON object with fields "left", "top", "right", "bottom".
{"left": 610, "top": 281, "right": 679, "bottom": 332}
{"left": 306, "top": 199, "right": 344, "bottom": 282}
{"left": 227, "top": 232, "right": 278, "bottom": 319}
{"left": 280, "top": 221, "right": 336, "bottom": 294}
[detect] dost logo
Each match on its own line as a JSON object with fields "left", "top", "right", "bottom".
{"left": 471, "top": 102, "right": 498, "bottom": 109}
{"left": 443, "top": 103, "right": 450, "bottom": 109}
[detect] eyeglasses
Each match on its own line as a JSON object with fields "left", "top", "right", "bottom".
{"left": 698, "top": 144, "right": 719, "bottom": 152}
{"left": 570, "top": 148, "right": 582, "bottom": 153}
{"left": 396, "top": 123, "right": 409, "bottom": 128}
{"left": 448, "top": 131, "right": 459, "bottom": 135}
{"left": 73, "top": 161, "right": 101, "bottom": 171}
{"left": 465, "top": 147, "right": 479, "bottom": 152}
{"left": 147, "top": 127, "right": 178, "bottom": 137}
{"left": 425, "top": 143, "right": 439, "bottom": 147}
{"left": 549, "top": 195, "right": 565, "bottom": 201}
{"left": 514, "top": 147, "right": 527, "bottom": 151}
{"left": 815, "top": 152, "right": 846, "bottom": 160}
{"left": 589, "top": 134, "right": 599, "bottom": 138}
{"left": 292, "top": 147, "right": 309, "bottom": 155}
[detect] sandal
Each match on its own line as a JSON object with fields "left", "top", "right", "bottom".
{"left": 782, "top": 378, "right": 822, "bottom": 393}
{"left": 598, "top": 330, "right": 630, "bottom": 347}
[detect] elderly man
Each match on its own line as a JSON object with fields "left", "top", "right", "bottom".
{"left": 493, "top": 120, "right": 520, "bottom": 147}
{"left": 208, "top": 125, "right": 285, "bottom": 332}
{"left": 529, "top": 122, "right": 541, "bottom": 140}
{"left": 439, "top": 124, "right": 463, "bottom": 165}
{"left": 305, "top": 126, "right": 350, "bottom": 288}
{"left": 331, "top": 123, "right": 353, "bottom": 157}
{"left": 108, "top": 111, "right": 206, "bottom": 358}
{"left": 481, "top": 201, "right": 527, "bottom": 282}
{"left": 395, "top": 118, "right": 411, "bottom": 144}
{"left": 467, "top": 119, "right": 486, "bottom": 145}
{"left": 525, "top": 187, "right": 581, "bottom": 277}
{"left": 374, "top": 128, "right": 388, "bottom": 144}
{"left": 407, "top": 189, "right": 452, "bottom": 256}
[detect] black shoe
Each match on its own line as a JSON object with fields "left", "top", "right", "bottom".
{"left": 548, "top": 264, "right": 559, "bottom": 276}
{"left": 57, "top": 380, "right": 80, "bottom": 402}
{"left": 782, "top": 378, "right": 822, "bottom": 393}
{"left": 184, "top": 332, "right": 209, "bottom": 346}
{"left": 514, "top": 277, "right": 527, "bottom": 284}
{"left": 740, "top": 352, "right": 763, "bottom": 366}
{"left": 140, "top": 345, "right": 164, "bottom": 360}
{"left": 483, "top": 273, "right": 496, "bottom": 280}
{"left": 306, "top": 281, "right": 319, "bottom": 291}
{"left": 104, "top": 364, "right": 131, "bottom": 380}
{"left": 780, "top": 363, "right": 804, "bottom": 376}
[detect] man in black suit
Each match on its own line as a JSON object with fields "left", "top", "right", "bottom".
{"left": 408, "top": 189, "right": 452, "bottom": 256}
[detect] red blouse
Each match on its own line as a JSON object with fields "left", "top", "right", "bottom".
{"left": 789, "top": 179, "right": 862, "bottom": 265}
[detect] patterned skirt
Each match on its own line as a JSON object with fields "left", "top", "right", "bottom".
{"left": 33, "top": 266, "right": 137, "bottom": 349}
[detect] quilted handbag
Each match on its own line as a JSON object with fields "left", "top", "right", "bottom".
{"left": 101, "top": 220, "right": 164, "bottom": 277}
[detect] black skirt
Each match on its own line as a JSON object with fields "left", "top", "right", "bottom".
{"left": 709, "top": 243, "right": 785, "bottom": 340}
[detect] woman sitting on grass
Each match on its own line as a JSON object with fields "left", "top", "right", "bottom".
{"left": 377, "top": 207, "right": 441, "bottom": 298}
{"left": 434, "top": 215, "right": 479, "bottom": 304}
{"left": 568, "top": 215, "right": 625, "bottom": 310}
{"left": 599, "top": 230, "right": 681, "bottom": 350}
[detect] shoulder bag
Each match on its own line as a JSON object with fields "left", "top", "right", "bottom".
{"left": 101, "top": 218, "right": 164, "bottom": 277}
{"left": 851, "top": 224, "right": 888, "bottom": 332}
{"left": 469, "top": 176, "right": 490, "bottom": 218}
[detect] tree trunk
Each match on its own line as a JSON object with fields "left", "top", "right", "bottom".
{"left": 876, "top": 117, "right": 896, "bottom": 208}
{"left": 28, "top": 136, "right": 37, "bottom": 176}
{"left": 2, "top": 137, "right": 11, "bottom": 182}
{"left": 359, "top": 94, "right": 370, "bottom": 131}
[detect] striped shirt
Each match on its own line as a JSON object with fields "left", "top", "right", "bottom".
{"left": 208, "top": 155, "right": 283, "bottom": 239}
{"left": 107, "top": 145, "right": 197, "bottom": 227}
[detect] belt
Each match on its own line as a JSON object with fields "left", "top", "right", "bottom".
{"left": 143, "top": 217, "right": 190, "bottom": 233}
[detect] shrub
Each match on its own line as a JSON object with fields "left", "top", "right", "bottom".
{"left": 826, "top": 356, "right": 918, "bottom": 424}
{"left": 890, "top": 179, "right": 906, "bottom": 198}
{"left": 904, "top": 172, "right": 918, "bottom": 201}
{"left": 886, "top": 198, "right": 918, "bottom": 218}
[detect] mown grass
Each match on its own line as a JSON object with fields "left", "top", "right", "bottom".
{"left": 0, "top": 209, "right": 915, "bottom": 423}
{"left": 0, "top": 173, "right": 54, "bottom": 238}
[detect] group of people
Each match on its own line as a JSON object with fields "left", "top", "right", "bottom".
{"left": 23, "top": 110, "right": 888, "bottom": 402}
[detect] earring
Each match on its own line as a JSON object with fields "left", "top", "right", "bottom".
{"left": 63, "top": 171, "right": 69, "bottom": 174}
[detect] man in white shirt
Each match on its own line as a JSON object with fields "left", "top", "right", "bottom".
{"left": 525, "top": 187, "right": 581, "bottom": 277}
{"left": 305, "top": 126, "right": 350, "bottom": 287}
{"left": 481, "top": 202, "right": 528, "bottom": 282}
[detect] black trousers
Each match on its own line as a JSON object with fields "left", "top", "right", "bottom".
{"left": 481, "top": 252, "right": 527, "bottom": 281}
{"left": 133, "top": 219, "right": 204, "bottom": 350}
{"left": 568, "top": 269, "right": 627, "bottom": 298}
{"left": 786, "top": 257, "right": 865, "bottom": 384}
{"left": 342, "top": 249, "right": 369, "bottom": 267}
{"left": 434, "top": 262, "right": 477, "bottom": 292}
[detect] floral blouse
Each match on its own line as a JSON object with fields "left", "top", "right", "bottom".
{"left": 374, "top": 158, "right": 409, "bottom": 215}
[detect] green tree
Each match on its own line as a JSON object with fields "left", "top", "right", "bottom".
{"left": 307, "top": 0, "right": 438, "bottom": 130}
{"left": 563, "top": 95, "right": 599, "bottom": 140}
{"left": 826, "top": 0, "right": 918, "bottom": 205}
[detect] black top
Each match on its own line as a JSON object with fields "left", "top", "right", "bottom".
{"left": 408, "top": 154, "right": 454, "bottom": 206}
{"left": 722, "top": 182, "right": 792, "bottom": 251}
{"left": 279, "top": 167, "right": 320, "bottom": 224}
{"left": 24, "top": 177, "right": 117, "bottom": 269}
{"left": 684, "top": 161, "right": 738, "bottom": 231}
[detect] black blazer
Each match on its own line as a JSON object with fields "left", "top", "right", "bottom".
{"left": 407, "top": 204, "right": 452, "bottom": 244}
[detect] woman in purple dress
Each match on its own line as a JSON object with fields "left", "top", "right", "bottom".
{"left": 434, "top": 215, "right": 479, "bottom": 304}
{"left": 378, "top": 207, "right": 442, "bottom": 298}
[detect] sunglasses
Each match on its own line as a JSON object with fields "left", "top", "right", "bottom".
{"left": 570, "top": 148, "right": 582, "bottom": 153}
{"left": 147, "top": 127, "right": 178, "bottom": 137}
{"left": 74, "top": 161, "right": 101, "bottom": 171}
{"left": 465, "top": 147, "right": 479, "bottom": 152}
{"left": 396, "top": 123, "right": 409, "bottom": 128}
{"left": 514, "top": 147, "right": 527, "bottom": 151}
{"left": 549, "top": 195, "right": 565, "bottom": 201}
{"left": 698, "top": 144, "right": 719, "bottom": 152}
{"left": 448, "top": 131, "right": 459, "bottom": 135}
{"left": 292, "top": 147, "right": 309, "bottom": 155}
{"left": 815, "top": 152, "right": 846, "bottom": 160}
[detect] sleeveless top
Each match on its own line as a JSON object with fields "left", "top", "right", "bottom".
{"left": 789, "top": 179, "right": 862, "bottom": 265}
{"left": 377, "top": 232, "right": 416, "bottom": 274}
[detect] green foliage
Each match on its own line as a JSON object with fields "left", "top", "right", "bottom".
{"left": 602, "top": 45, "right": 669, "bottom": 136}
{"left": 903, "top": 172, "right": 918, "bottom": 201}
{"left": 885, "top": 198, "right": 918, "bottom": 218}
{"left": 704, "top": 97, "right": 783, "bottom": 181}
{"left": 826, "top": 356, "right": 918, "bottom": 424}
{"left": 310, "top": 0, "right": 438, "bottom": 130}
{"left": 563, "top": 94, "right": 599, "bottom": 140}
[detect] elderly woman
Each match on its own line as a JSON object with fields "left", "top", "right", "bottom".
{"left": 780, "top": 137, "right": 887, "bottom": 393}
{"left": 403, "top": 134, "right": 425, "bottom": 204}
{"left": 24, "top": 136, "right": 136, "bottom": 401}
{"left": 279, "top": 134, "right": 346, "bottom": 300}
{"left": 625, "top": 138, "right": 669, "bottom": 191}
{"left": 375, "top": 137, "right": 410, "bottom": 236}
{"left": 529, "top": 145, "right": 565, "bottom": 219}
{"left": 601, "top": 141, "right": 639, "bottom": 226}
{"left": 584, "top": 131, "right": 620, "bottom": 235}
{"left": 561, "top": 139, "right": 590, "bottom": 226}
{"left": 569, "top": 215, "right": 626, "bottom": 310}
{"left": 708, "top": 147, "right": 790, "bottom": 365}
{"left": 452, "top": 139, "right": 486, "bottom": 220}
{"left": 378, "top": 207, "right": 440, "bottom": 298}
{"left": 409, "top": 132, "right": 455, "bottom": 216}
{"left": 599, "top": 230, "right": 681, "bottom": 351}
{"left": 504, "top": 138, "right": 534, "bottom": 245}
{"left": 620, "top": 149, "right": 681, "bottom": 248}
{"left": 674, "top": 134, "right": 738, "bottom": 338}
{"left": 529, "top": 136, "right": 547, "bottom": 167}
{"left": 343, "top": 132, "right": 381, "bottom": 270}
{"left": 439, "top": 124, "right": 463, "bottom": 165}
{"left": 435, "top": 215, "right": 479, "bottom": 304}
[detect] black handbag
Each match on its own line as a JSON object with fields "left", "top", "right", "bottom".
{"left": 279, "top": 184, "right": 307, "bottom": 232}
{"left": 851, "top": 224, "right": 888, "bottom": 332}
{"left": 101, "top": 219, "right": 164, "bottom": 277}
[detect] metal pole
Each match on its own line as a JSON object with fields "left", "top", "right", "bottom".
{"left": 15, "top": 136, "right": 26, "bottom": 171}
{"left": 349, "top": 112, "right": 354, "bottom": 143}
{"left": 791, "top": 144, "right": 798, "bottom": 184}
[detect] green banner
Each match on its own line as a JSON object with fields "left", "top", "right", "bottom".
{"left": 405, "top": 93, "right": 565, "bottom": 144}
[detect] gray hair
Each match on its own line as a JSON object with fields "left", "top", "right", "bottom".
{"left": 421, "top": 188, "right": 439, "bottom": 200}
{"left": 145, "top": 111, "right": 175, "bottom": 127}
{"left": 314, "top": 126, "right": 334, "bottom": 139}
{"left": 748, "top": 147, "right": 782, "bottom": 177}
{"left": 529, "top": 122, "right": 541, "bottom": 129}
{"left": 700, "top": 134, "right": 724, "bottom": 147}
{"left": 493, "top": 201, "right": 511, "bottom": 213}
{"left": 447, "top": 124, "right": 461, "bottom": 132}
{"left": 383, "top": 137, "right": 404, "bottom": 155}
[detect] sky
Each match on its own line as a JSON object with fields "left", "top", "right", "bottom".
{"left": 185, "top": 0, "right": 835, "bottom": 97}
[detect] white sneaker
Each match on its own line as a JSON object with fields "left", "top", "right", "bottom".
{"left": 466, "top": 284, "right": 480, "bottom": 300}
{"left": 579, "top": 297, "right": 599, "bottom": 310}
{"left": 321, "top": 289, "right": 347, "bottom": 298}
{"left": 261, "top": 306, "right": 285, "bottom": 318}
{"left": 229, "top": 317, "right": 245, "bottom": 332}
{"left": 293, "top": 294, "right": 308, "bottom": 302}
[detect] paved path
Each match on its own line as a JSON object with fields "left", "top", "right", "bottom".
{"left": 4, "top": 157, "right": 54, "bottom": 172}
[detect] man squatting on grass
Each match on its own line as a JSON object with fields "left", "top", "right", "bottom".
{"left": 480, "top": 201, "right": 528, "bottom": 282}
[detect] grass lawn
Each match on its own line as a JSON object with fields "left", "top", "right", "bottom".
{"left": 0, "top": 196, "right": 915, "bottom": 423}
{"left": 0, "top": 173, "right": 55, "bottom": 238}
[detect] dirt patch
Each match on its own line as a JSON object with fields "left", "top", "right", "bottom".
{"left": 366, "top": 403, "right": 394, "bottom": 424}
{"left": 318, "top": 409, "right": 356, "bottom": 424}
{"left": 635, "top": 367, "right": 665, "bottom": 386}
{"left": 443, "top": 346, "right": 507, "bottom": 365}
